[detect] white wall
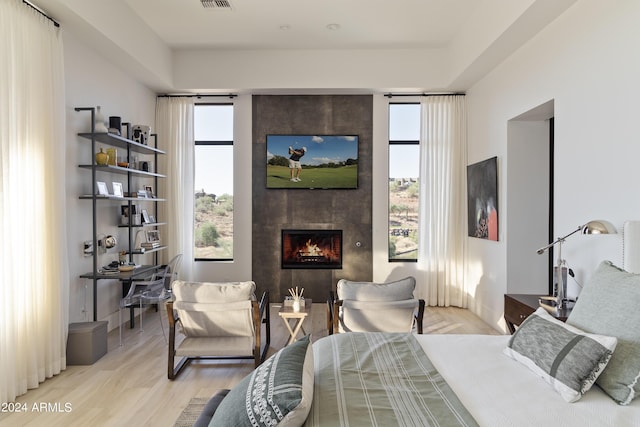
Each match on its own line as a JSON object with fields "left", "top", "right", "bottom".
{"left": 466, "top": 0, "right": 640, "bottom": 331}
{"left": 64, "top": 31, "right": 157, "bottom": 329}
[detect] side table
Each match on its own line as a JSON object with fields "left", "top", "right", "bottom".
{"left": 504, "top": 294, "right": 573, "bottom": 334}
{"left": 278, "top": 299, "right": 312, "bottom": 345}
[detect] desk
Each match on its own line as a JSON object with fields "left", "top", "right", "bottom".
{"left": 504, "top": 294, "right": 573, "bottom": 334}
{"left": 278, "top": 299, "right": 312, "bottom": 345}
{"left": 80, "top": 265, "right": 159, "bottom": 323}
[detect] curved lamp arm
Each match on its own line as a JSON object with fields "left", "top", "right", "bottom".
{"left": 536, "top": 220, "right": 617, "bottom": 255}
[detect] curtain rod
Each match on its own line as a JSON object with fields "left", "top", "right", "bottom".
{"left": 23, "top": 0, "right": 59, "bottom": 27}
{"left": 157, "top": 94, "right": 237, "bottom": 99}
{"left": 384, "top": 92, "right": 465, "bottom": 98}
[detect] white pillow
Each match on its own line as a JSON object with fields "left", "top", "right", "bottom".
{"left": 504, "top": 307, "right": 617, "bottom": 403}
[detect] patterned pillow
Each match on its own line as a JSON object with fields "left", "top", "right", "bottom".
{"left": 209, "top": 335, "right": 314, "bottom": 426}
{"left": 504, "top": 307, "right": 617, "bottom": 402}
{"left": 567, "top": 260, "right": 640, "bottom": 404}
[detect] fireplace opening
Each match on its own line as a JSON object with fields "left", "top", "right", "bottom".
{"left": 281, "top": 229, "right": 342, "bottom": 269}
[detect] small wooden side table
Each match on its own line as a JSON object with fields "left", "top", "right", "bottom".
{"left": 504, "top": 294, "right": 573, "bottom": 334}
{"left": 278, "top": 299, "right": 312, "bottom": 345}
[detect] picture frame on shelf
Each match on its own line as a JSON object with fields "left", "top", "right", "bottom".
{"left": 148, "top": 214, "right": 156, "bottom": 223}
{"left": 96, "top": 181, "right": 109, "bottom": 196}
{"left": 140, "top": 208, "right": 151, "bottom": 223}
{"left": 144, "top": 185, "right": 154, "bottom": 198}
{"left": 112, "top": 182, "right": 123, "bottom": 198}
{"left": 146, "top": 230, "right": 160, "bottom": 243}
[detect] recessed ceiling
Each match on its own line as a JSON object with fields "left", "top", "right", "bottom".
{"left": 124, "top": 0, "right": 479, "bottom": 49}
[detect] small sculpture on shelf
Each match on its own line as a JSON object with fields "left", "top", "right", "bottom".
{"left": 94, "top": 106, "right": 108, "bottom": 133}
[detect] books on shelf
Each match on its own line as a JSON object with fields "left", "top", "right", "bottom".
{"left": 140, "top": 242, "right": 160, "bottom": 249}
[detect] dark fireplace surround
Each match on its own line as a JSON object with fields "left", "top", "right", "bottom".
{"left": 281, "top": 229, "right": 342, "bottom": 269}
{"left": 252, "top": 95, "right": 373, "bottom": 303}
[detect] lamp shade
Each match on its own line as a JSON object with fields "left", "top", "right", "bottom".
{"left": 581, "top": 220, "right": 617, "bottom": 235}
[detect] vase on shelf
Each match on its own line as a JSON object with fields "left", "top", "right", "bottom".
{"left": 95, "top": 148, "right": 109, "bottom": 165}
{"left": 94, "top": 106, "right": 108, "bottom": 133}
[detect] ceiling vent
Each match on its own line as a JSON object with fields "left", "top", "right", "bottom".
{"left": 201, "top": 0, "right": 233, "bottom": 9}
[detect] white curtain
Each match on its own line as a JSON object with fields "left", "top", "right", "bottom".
{"left": 155, "top": 97, "right": 195, "bottom": 280}
{"left": 0, "top": 0, "right": 68, "bottom": 403}
{"left": 418, "top": 96, "right": 468, "bottom": 307}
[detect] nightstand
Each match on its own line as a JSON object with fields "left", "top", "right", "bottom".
{"left": 504, "top": 294, "right": 573, "bottom": 334}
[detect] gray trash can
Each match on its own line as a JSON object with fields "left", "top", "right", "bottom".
{"left": 67, "top": 321, "right": 108, "bottom": 365}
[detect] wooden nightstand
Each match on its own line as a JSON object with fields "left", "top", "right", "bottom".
{"left": 504, "top": 294, "right": 573, "bottom": 334}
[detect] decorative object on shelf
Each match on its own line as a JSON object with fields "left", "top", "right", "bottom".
{"left": 106, "top": 148, "right": 117, "bottom": 166}
{"left": 132, "top": 124, "right": 151, "bottom": 145}
{"left": 96, "top": 181, "right": 109, "bottom": 196}
{"left": 144, "top": 185, "right": 154, "bottom": 198}
{"left": 536, "top": 220, "right": 617, "bottom": 308}
{"left": 112, "top": 182, "right": 123, "bottom": 198}
{"left": 287, "top": 286, "right": 305, "bottom": 312}
{"left": 119, "top": 251, "right": 127, "bottom": 265}
{"left": 120, "top": 204, "right": 137, "bottom": 225}
{"left": 108, "top": 116, "right": 121, "bottom": 135}
{"left": 136, "top": 189, "right": 148, "bottom": 198}
{"left": 139, "top": 160, "right": 151, "bottom": 172}
{"left": 142, "top": 230, "right": 161, "bottom": 249}
{"left": 95, "top": 148, "right": 109, "bottom": 165}
{"left": 140, "top": 208, "right": 151, "bottom": 223}
{"left": 94, "top": 106, "right": 108, "bottom": 133}
{"left": 102, "top": 234, "right": 117, "bottom": 249}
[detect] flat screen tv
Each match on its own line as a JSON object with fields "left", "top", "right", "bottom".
{"left": 266, "top": 135, "right": 358, "bottom": 189}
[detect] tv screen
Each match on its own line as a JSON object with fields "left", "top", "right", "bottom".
{"left": 266, "top": 135, "right": 358, "bottom": 189}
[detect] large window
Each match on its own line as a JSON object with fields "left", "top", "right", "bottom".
{"left": 388, "top": 103, "right": 420, "bottom": 261}
{"left": 194, "top": 104, "right": 234, "bottom": 260}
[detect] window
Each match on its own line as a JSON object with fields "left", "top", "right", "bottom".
{"left": 194, "top": 104, "right": 234, "bottom": 260}
{"left": 388, "top": 103, "right": 420, "bottom": 261}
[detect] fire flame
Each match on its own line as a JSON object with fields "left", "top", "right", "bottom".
{"left": 299, "top": 239, "right": 323, "bottom": 256}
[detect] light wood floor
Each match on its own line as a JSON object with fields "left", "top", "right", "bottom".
{"left": 1, "top": 304, "right": 500, "bottom": 427}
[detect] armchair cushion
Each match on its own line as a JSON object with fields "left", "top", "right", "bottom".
{"left": 340, "top": 299, "right": 419, "bottom": 333}
{"left": 172, "top": 281, "right": 257, "bottom": 338}
{"left": 337, "top": 276, "right": 416, "bottom": 301}
{"left": 210, "top": 335, "right": 314, "bottom": 426}
{"left": 173, "top": 280, "right": 256, "bottom": 303}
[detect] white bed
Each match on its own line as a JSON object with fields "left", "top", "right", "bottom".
{"left": 419, "top": 334, "right": 640, "bottom": 427}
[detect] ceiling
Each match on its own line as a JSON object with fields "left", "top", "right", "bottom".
{"left": 123, "top": 0, "right": 478, "bottom": 50}
{"left": 33, "top": 0, "right": 578, "bottom": 93}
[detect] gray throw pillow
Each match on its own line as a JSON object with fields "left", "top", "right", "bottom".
{"left": 209, "top": 335, "right": 314, "bottom": 426}
{"left": 567, "top": 260, "right": 640, "bottom": 405}
{"left": 504, "top": 307, "right": 617, "bottom": 402}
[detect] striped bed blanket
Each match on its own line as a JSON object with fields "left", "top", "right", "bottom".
{"left": 303, "top": 332, "right": 478, "bottom": 427}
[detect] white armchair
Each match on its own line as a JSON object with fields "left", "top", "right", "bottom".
{"left": 330, "top": 276, "right": 424, "bottom": 334}
{"left": 166, "top": 280, "right": 270, "bottom": 379}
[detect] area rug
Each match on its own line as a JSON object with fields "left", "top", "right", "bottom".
{"left": 174, "top": 397, "right": 209, "bottom": 427}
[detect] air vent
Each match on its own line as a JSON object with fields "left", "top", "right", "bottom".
{"left": 201, "top": 0, "right": 232, "bottom": 9}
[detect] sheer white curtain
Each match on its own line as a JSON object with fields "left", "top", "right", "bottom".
{"left": 417, "top": 96, "right": 468, "bottom": 307}
{"left": 155, "top": 97, "right": 195, "bottom": 280}
{"left": 0, "top": 0, "right": 68, "bottom": 403}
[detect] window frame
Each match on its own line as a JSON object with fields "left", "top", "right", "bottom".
{"left": 388, "top": 101, "right": 420, "bottom": 263}
{"left": 194, "top": 102, "right": 234, "bottom": 262}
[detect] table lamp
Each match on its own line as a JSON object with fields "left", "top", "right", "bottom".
{"left": 536, "top": 220, "right": 616, "bottom": 308}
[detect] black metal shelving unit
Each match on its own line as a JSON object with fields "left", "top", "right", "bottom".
{"left": 75, "top": 107, "right": 166, "bottom": 321}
